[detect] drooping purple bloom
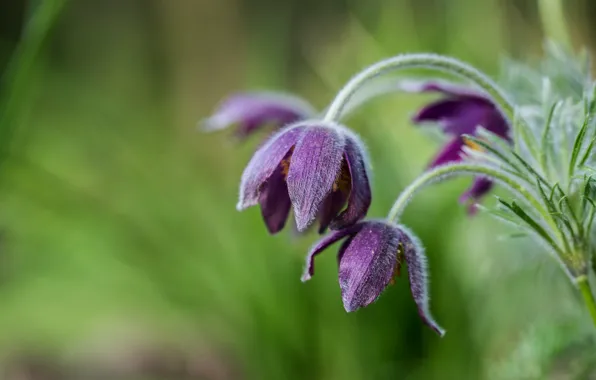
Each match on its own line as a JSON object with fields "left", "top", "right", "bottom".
{"left": 407, "top": 81, "right": 511, "bottom": 214}
{"left": 202, "top": 92, "right": 316, "bottom": 139}
{"left": 301, "top": 220, "right": 445, "bottom": 336}
{"left": 237, "top": 121, "right": 372, "bottom": 234}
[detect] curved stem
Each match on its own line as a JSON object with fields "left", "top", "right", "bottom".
{"left": 577, "top": 276, "right": 596, "bottom": 327}
{"left": 386, "top": 162, "right": 565, "bottom": 254}
{"left": 323, "top": 53, "right": 515, "bottom": 124}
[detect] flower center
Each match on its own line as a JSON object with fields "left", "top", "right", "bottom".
{"left": 333, "top": 158, "right": 351, "bottom": 193}
{"left": 463, "top": 136, "right": 483, "bottom": 152}
{"left": 389, "top": 243, "right": 406, "bottom": 285}
{"left": 280, "top": 148, "right": 294, "bottom": 179}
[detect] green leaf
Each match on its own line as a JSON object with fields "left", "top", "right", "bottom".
{"left": 498, "top": 232, "right": 528, "bottom": 240}
{"left": 540, "top": 101, "right": 559, "bottom": 177}
{"left": 568, "top": 111, "right": 591, "bottom": 179}
{"left": 578, "top": 136, "right": 596, "bottom": 167}
{"left": 576, "top": 84, "right": 596, "bottom": 168}
{"left": 536, "top": 179, "right": 574, "bottom": 238}
{"left": 496, "top": 197, "right": 560, "bottom": 254}
{"left": 511, "top": 151, "right": 550, "bottom": 187}
{"left": 516, "top": 116, "right": 542, "bottom": 164}
{"left": 553, "top": 183, "right": 583, "bottom": 240}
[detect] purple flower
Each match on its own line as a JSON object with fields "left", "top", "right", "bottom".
{"left": 301, "top": 220, "right": 445, "bottom": 336}
{"left": 202, "top": 92, "right": 316, "bottom": 139}
{"left": 237, "top": 122, "right": 372, "bottom": 234}
{"left": 407, "top": 81, "right": 511, "bottom": 214}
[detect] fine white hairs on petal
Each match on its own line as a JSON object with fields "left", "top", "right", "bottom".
{"left": 397, "top": 223, "right": 446, "bottom": 337}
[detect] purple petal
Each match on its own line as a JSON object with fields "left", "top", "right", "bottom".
{"left": 481, "top": 109, "right": 511, "bottom": 141}
{"left": 459, "top": 177, "right": 494, "bottom": 215}
{"left": 287, "top": 126, "right": 346, "bottom": 231}
{"left": 413, "top": 99, "right": 468, "bottom": 124}
{"left": 203, "top": 92, "right": 315, "bottom": 138}
{"left": 398, "top": 225, "right": 445, "bottom": 336}
{"left": 301, "top": 223, "right": 363, "bottom": 282}
{"left": 428, "top": 137, "right": 464, "bottom": 168}
{"left": 318, "top": 190, "right": 349, "bottom": 234}
{"left": 406, "top": 80, "right": 510, "bottom": 139}
{"left": 237, "top": 125, "right": 305, "bottom": 210}
{"left": 330, "top": 133, "right": 372, "bottom": 230}
{"left": 338, "top": 221, "right": 400, "bottom": 312}
{"left": 259, "top": 159, "right": 292, "bottom": 234}
{"left": 414, "top": 99, "right": 495, "bottom": 136}
{"left": 337, "top": 235, "right": 354, "bottom": 265}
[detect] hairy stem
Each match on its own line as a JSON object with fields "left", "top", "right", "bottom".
{"left": 577, "top": 276, "right": 596, "bottom": 327}
{"left": 323, "top": 53, "right": 515, "bottom": 125}
{"left": 386, "top": 162, "right": 565, "bottom": 255}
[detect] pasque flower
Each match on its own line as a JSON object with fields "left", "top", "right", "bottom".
{"left": 408, "top": 81, "right": 511, "bottom": 213}
{"left": 202, "top": 92, "right": 315, "bottom": 139}
{"left": 301, "top": 220, "right": 445, "bottom": 336}
{"left": 237, "top": 122, "right": 372, "bottom": 234}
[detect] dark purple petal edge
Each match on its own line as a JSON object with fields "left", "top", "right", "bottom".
{"left": 398, "top": 224, "right": 446, "bottom": 337}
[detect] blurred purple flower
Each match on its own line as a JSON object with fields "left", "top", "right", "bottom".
{"left": 237, "top": 122, "right": 371, "bottom": 234}
{"left": 202, "top": 92, "right": 316, "bottom": 139}
{"left": 407, "top": 81, "right": 511, "bottom": 214}
{"left": 301, "top": 220, "right": 445, "bottom": 336}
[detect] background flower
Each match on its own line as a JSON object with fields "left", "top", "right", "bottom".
{"left": 407, "top": 81, "right": 511, "bottom": 213}
{"left": 202, "top": 92, "right": 315, "bottom": 139}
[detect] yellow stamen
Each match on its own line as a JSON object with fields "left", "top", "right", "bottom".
{"left": 280, "top": 148, "right": 294, "bottom": 179}
{"left": 390, "top": 244, "right": 405, "bottom": 285}
{"left": 333, "top": 159, "right": 351, "bottom": 192}
{"left": 463, "top": 137, "right": 483, "bottom": 152}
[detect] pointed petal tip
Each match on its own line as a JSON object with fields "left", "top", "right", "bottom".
{"left": 426, "top": 320, "right": 446, "bottom": 337}
{"left": 200, "top": 114, "right": 230, "bottom": 132}
{"left": 294, "top": 214, "right": 313, "bottom": 232}
{"left": 416, "top": 300, "right": 446, "bottom": 336}
{"left": 266, "top": 227, "right": 283, "bottom": 235}
{"left": 341, "top": 285, "right": 375, "bottom": 313}
{"left": 237, "top": 197, "right": 258, "bottom": 211}
{"left": 341, "top": 292, "right": 374, "bottom": 312}
{"left": 300, "top": 273, "right": 312, "bottom": 282}
{"left": 342, "top": 301, "right": 358, "bottom": 313}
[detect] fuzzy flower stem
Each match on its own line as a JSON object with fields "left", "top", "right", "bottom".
{"left": 577, "top": 276, "right": 596, "bottom": 327}
{"left": 386, "top": 163, "right": 565, "bottom": 256}
{"left": 323, "top": 54, "right": 516, "bottom": 125}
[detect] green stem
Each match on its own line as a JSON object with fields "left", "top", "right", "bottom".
{"left": 0, "top": 0, "right": 68, "bottom": 161}
{"left": 577, "top": 275, "right": 596, "bottom": 327}
{"left": 386, "top": 162, "right": 565, "bottom": 255}
{"left": 323, "top": 53, "right": 515, "bottom": 124}
{"left": 537, "top": 0, "right": 571, "bottom": 47}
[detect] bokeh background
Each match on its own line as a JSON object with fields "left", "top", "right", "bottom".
{"left": 1, "top": 0, "right": 596, "bottom": 379}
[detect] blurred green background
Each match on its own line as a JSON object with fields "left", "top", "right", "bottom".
{"left": 1, "top": 0, "right": 596, "bottom": 379}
